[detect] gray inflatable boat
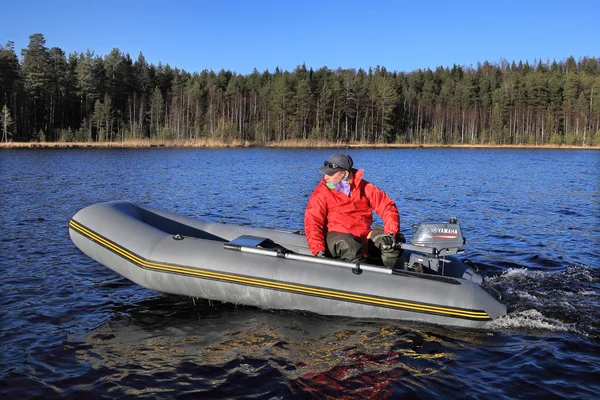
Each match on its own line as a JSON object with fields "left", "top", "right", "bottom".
{"left": 69, "top": 201, "right": 506, "bottom": 328}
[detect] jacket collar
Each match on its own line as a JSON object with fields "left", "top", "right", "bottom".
{"left": 350, "top": 168, "right": 364, "bottom": 186}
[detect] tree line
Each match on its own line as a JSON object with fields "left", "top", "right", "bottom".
{"left": 1, "top": 33, "right": 599, "bottom": 146}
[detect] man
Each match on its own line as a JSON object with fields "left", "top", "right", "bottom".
{"left": 304, "top": 154, "right": 403, "bottom": 268}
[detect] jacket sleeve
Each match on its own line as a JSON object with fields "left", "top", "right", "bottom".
{"left": 304, "top": 186, "right": 328, "bottom": 255}
{"left": 364, "top": 182, "right": 399, "bottom": 234}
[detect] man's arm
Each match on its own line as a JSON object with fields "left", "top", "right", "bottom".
{"left": 364, "top": 182, "right": 399, "bottom": 234}
{"left": 304, "top": 189, "right": 328, "bottom": 255}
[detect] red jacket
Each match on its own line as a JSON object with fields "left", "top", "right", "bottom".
{"left": 304, "top": 169, "right": 400, "bottom": 255}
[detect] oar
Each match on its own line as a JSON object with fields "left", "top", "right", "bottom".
{"left": 224, "top": 238, "right": 462, "bottom": 283}
{"left": 225, "top": 243, "right": 393, "bottom": 275}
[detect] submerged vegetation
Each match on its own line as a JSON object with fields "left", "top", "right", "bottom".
{"left": 1, "top": 34, "right": 599, "bottom": 147}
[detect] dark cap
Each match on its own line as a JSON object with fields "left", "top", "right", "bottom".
{"left": 318, "top": 154, "right": 354, "bottom": 175}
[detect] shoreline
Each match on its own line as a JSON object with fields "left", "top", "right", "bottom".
{"left": 0, "top": 139, "right": 597, "bottom": 150}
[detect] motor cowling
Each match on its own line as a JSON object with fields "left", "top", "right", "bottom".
{"left": 403, "top": 218, "right": 466, "bottom": 274}
{"left": 410, "top": 219, "right": 465, "bottom": 256}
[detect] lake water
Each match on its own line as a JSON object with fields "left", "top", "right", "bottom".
{"left": 1, "top": 147, "right": 599, "bottom": 399}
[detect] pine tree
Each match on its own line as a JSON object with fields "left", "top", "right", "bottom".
{"left": 0, "top": 42, "right": 20, "bottom": 109}
{"left": 21, "top": 34, "right": 51, "bottom": 137}
{"left": 1, "top": 104, "right": 14, "bottom": 142}
{"left": 76, "top": 50, "right": 101, "bottom": 136}
{"left": 149, "top": 86, "right": 164, "bottom": 138}
{"left": 92, "top": 99, "right": 105, "bottom": 141}
{"left": 104, "top": 48, "right": 127, "bottom": 116}
{"left": 48, "top": 47, "right": 69, "bottom": 139}
{"left": 374, "top": 73, "right": 397, "bottom": 143}
{"left": 21, "top": 34, "right": 50, "bottom": 97}
{"left": 295, "top": 75, "right": 312, "bottom": 140}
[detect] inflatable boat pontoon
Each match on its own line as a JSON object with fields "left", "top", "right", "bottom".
{"left": 69, "top": 201, "right": 506, "bottom": 328}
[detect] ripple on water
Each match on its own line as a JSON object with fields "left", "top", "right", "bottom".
{"left": 1, "top": 148, "right": 599, "bottom": 399}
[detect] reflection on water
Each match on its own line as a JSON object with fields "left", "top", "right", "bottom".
{"left": 78, "top": 296, "right": 469, "bottom": 398}
{"left": 71, "top": 289, "right": 600, "bottom": 398}
{"left": 70, "top": 289, "right": 600, "bottom": 398}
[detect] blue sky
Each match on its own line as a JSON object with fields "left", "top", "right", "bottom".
{"left": 2, "top": 0, "right": 598, "bottom": 75}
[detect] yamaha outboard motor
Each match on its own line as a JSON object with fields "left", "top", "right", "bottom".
{"left": 401, "top": 217, "right": 466, "bottom": 274}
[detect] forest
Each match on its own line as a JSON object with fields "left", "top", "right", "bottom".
{"left": 1, "top": 33, "right": 599, "bottom": 146}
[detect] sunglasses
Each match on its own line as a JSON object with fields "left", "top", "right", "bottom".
{"left": 324, "top": 161, "right": 343, "bottom": 169}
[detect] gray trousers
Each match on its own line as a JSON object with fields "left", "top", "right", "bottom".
{"left": 325, "top": 225, "right": 401, "bottom": 268}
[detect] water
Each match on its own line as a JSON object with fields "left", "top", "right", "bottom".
{"left": 1, "top": 148, "right": 599, "bottom": 399}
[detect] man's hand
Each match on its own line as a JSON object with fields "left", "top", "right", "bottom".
{"left": 380, "top": 234, "right": 396, "bottom": 251}
{"left": 381, "top": 232, "right": 406, "bottom": 250}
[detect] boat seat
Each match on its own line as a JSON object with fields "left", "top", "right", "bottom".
{"left": 224, "top": 235, "right": 294, "bottom": 254}
{"left": 226, "top": 235, "right": 270, "bottom": 248}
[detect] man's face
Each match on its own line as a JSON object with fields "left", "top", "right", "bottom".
{"left": 324, "top": 170, "right": 347, "bottom": 184}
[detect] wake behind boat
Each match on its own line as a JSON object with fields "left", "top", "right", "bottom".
{"left": 69, "top": 201, "right": 506, "bottom": 328}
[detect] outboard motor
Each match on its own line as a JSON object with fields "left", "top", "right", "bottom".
{"left": 401, "top": 217, "right": 466, "bottom": 274}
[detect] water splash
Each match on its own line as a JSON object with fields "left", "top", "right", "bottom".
{"left": 484, "top": 309, "right": 577, "bottom": 332}
{"left": 484, "top": 266, "right": 599, "bottom": 337}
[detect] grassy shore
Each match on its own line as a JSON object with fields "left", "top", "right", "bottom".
{"left": 0, "top": 138, "right": 597, "bottom": 149}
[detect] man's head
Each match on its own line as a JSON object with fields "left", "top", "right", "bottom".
{"left": 318, "top": 154, "right": 353, "bottom": 183}
{"left": 318, "top": 154, "right": 353, "bottom": 175}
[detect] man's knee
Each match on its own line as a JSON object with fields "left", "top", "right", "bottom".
{"left": 369, "top": 225, "right": 403, "bottom": 268}
{"left": 326, "top": 232, "right": 363, "bottom": 262}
